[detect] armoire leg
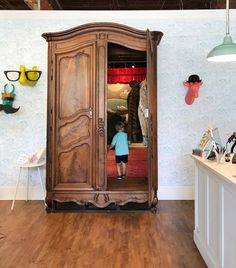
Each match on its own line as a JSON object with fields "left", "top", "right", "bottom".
{"left": 45, "top": 198, "right": 54, "bottom": 213}
{"left": 150, "top": 191, "right": 158, "bottom": 213}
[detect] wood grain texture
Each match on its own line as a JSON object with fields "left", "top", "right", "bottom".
{"left": 0, "top": 201, "right": 206, "bottom": 268}
{"left": 107, "top": 177, "right": 148, "bottom": 191}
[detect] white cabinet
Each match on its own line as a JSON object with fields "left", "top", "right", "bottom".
{"left": 193, "top": 156, "right": 236, "bottom": 268}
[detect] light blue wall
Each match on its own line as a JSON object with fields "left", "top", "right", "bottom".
{"left": 0, "top": 10, "right": 236, "bottom": 199}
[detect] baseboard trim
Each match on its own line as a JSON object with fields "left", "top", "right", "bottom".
{"left": 158, "top": 186, "right": 194, "bottom": 200}
{"left": 0, "top": 185, "right": 194, "bottom": 201}
{"left": 0, "top": 186, "right": 45, "bottom": 200}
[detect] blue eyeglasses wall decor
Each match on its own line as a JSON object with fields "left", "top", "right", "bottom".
{"left": 0, "top": 84, "right": 20, "bottom": 114}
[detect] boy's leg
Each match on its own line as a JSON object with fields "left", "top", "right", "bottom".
{"left": 121, "top": 162, "right": 126, "bottom": 176}
{"left": 116, "top": 163, "right": 122, "bottom": 177}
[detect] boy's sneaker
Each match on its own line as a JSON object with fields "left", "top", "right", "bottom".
{"left": 117, "top": 176, "right": 122, "bottom": 179}
{"left": 122, "top": 174, "right": 126, "bottom": 179}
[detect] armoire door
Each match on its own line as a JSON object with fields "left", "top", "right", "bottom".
{"left": 48, "top": 41, "right": 98, "bottom": 192}
{"left": 146, "top": 30, "right": 159, "bottom": 207}
{"left": 54, "top": 45, "right": 95, "bottom": 189}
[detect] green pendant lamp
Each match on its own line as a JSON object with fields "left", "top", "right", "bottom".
{"left": 207, "top": 0, "right": 236, "bottom": 62}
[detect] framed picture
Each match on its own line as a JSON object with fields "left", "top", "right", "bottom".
{"left": 198, "top": 128, "right": 222, "bottom": 159}
{"left": 198, "top": 128, "right": 213, "bottom": 152}
{"left": 30, "top": 147, "right": 46, "bottom": 163}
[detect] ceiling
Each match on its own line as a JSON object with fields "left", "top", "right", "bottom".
{"left": 0, "top": 0, "right": 236, "bottom": 10}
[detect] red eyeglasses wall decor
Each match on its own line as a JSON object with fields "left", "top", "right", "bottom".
{"left": 183, "top": 74, "right": 203, "bottom": 105}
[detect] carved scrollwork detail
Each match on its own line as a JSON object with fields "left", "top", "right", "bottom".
{"left": 96, "top": 186, "right": 104, "bottom": 191}
{"left": 97, "top": 118, "right": 105, "bottom": 137}
{"left": 98, "top": 33, "right": 106, "bottom": 39}
{"left": 94, "top": 193, "right": 110, "bottom": 207}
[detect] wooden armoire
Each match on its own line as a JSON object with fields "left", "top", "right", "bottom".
{"left": 42, "top": 23, "right": 163, "bottom": 212}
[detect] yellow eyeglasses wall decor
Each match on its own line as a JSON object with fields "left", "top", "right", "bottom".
{"left": 18, "top": 65, "right": 42, "bottom": 87}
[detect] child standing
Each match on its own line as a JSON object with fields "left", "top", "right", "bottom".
{"left": 108, "top": 121, "right": 129, "bottom": 179}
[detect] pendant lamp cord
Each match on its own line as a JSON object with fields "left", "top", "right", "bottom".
{"left": 226, "top": 0, "right": 230, "bottom": 35}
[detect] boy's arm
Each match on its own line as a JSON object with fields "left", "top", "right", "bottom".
{"left": 108, "top": 144, "right": 115, "bottom": 151}
{"left": 108, "top": 134, "right": 116, "bottom": 151}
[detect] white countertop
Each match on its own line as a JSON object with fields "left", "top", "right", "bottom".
{"left": 192, "top": 155, "right": 236, "bottom": 187}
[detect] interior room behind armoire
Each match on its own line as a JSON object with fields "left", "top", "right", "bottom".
{"left": 107, "top": 43, "right": 148, "bottom": 188}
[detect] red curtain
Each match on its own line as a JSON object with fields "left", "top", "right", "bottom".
{"left": 108, "top": 67, "right": 146, "bottom": 83}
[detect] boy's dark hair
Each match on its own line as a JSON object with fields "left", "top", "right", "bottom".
{"left": 115, "top": 121, "right": 125, "bottom": 131}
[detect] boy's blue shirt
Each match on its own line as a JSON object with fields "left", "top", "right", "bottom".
{"left": 111, "top": 132, "right": 129, "bottom": 156}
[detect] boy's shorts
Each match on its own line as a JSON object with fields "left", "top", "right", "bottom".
{"left": 115, "top": 154, "right": 128, "bottom": 163}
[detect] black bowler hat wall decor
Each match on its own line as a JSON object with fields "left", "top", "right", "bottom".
{"left": 183, "top": 74, "right": 203, "bottom": 105}
{"left": 0, "top": 84, "right": 20, "bottom": 114}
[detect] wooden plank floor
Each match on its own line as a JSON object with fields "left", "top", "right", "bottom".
{"left": 0, "top": 201, "right": 206, "bottom": 268}
{"left": 107, "top": 177, "right": 148, "bottom": 191}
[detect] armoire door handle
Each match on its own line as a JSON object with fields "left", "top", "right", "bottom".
{"left": 89, "top": 107, "right": 92, "bottom": 118}
{"left": 97, "top": 118, "right": 105, "bottom": 137}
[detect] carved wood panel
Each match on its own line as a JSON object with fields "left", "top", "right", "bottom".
{"left": 58, "top": 50, "right": 90, "bottom": 118}
{"left": 53, "top": 43, "right": 96, "bottom": 190}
